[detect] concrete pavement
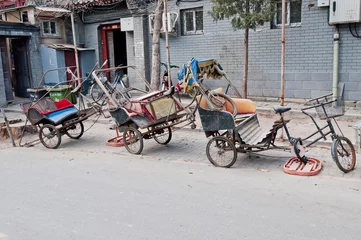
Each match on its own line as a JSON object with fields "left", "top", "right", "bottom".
{"left": 0, "top": 146, "right": 361, "bottom": 240}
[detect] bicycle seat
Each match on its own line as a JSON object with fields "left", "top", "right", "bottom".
{"left": 273, "top": 106, "right": 291, "bottom": 114}
{"left": 164, "top": 86, "right": 175, "bottom": 96}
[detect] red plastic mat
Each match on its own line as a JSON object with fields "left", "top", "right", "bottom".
{"left": 283, "top": 157, "right": 322, "bottom": 176}
{"left": 106, "top": 136, "right": 125, "bottom": 147}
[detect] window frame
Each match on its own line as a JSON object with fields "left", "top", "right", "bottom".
{"left": 181, "top": 7, "right": 204, "bottom": 36}
{"left": 41, "top": 20, "right": 59, "bottom": 37}
{"left": 273, "top": 0, "right": 302, "bottom": 28}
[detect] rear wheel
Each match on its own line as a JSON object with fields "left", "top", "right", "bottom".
{"left": 65, "top": 122, "right": 84, "bottom": 139}
{"left": 123, "top": 127, "right": 144, "bottom": 154}
{"left": 331, "top": 136, "right": 356, "bottom": 173}
{"left": 90, "top": 83, "right": 107, "bottom": 106}
{"left": 153, "top": 125, "right": 172, "bottom": 145}
{"left": 206, "top": 136, "right": 237, "bottom": 168}
{"left": 39, "top": 124, "right": 61, "bottom": 149}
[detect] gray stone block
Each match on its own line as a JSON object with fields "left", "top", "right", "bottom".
{"left": 294, "top": 90, "right": 311, "bottom": 99}
{"left": 349, "top": 73, "right": 361, "bottom": 82}
{"left": 294, "top": 72, "right": 311, "bottom": 81}
{"left": 311, "top": 72, "right": 331, "bottom": 81}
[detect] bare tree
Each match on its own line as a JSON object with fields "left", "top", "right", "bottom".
{"left": 210, "top": 0, "right": 274, "bottom": 98}
{"left": 150, "top": 0, "right": 163, "bottom": 90}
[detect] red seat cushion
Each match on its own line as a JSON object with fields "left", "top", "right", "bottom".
{"left": 54, "top": 99, "right": 74, "bottom": 110}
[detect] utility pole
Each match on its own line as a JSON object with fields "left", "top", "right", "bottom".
{"left": 280, "top": 0, "right": 286, "bottom": 141}
{"left": 71, "top": 12, "right": 81, "bottom": 86}
{"left": 281, "top": 0, "right": 286, "bottom": 107}
{"left": 163, "top": 0, "right": 172, "bottom": 87}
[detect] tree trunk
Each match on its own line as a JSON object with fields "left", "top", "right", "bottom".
{"left": 242, "top": 27, "right": 249, "bottom": 99}
{"left": 150, "top": 1, "right": 163, "bottom": 90}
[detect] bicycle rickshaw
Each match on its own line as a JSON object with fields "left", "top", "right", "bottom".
{"left": 91, "top": 65, "right": 197, "bottom": 154}
{"left": 20, "top": 66, "right": 104, "bottom": 149}
{"left": 177, "top": 58, "right": 356, "bottom": 173}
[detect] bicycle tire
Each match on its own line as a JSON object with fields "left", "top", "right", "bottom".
{"left": 123, "top": 127, "right": 144, "bottom": 155}
{"left": 208, "top": 92, "right": 238, "bottom": 117}
{"left": 153, "top": 125, "right": 172, "bottom": 145}
{"left": 331, "top": 136, "right": 356, "bottom": 173}
{"left": 90, "top": 83, "right": 107, "bottom": 106}
{"left": 206, "top": 136, "right": 237, "bottom": 168}
{"left": 39, "top": 124, "right": 61, "bottom": 149}
{"left": 65, "top": 121, "right": 84, "bottom": 139}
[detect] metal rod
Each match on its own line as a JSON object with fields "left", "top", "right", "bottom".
{"left": 71, "top": 13, "right": 81, "bottom": 85}
{"left": 280, "top": 0, "right": 286, "bottom": 106}
{"left": 163, "top": 0, "right": 172, "bottom": 88}
{"left": 1, "top": 108, "right": 16, "bottom": 147}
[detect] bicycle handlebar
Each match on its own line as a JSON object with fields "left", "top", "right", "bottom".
{"left": 161, "top": 62, "right": 179, "bottom": 69}
{"left": 308, "top": 92, "right": 333, "bottom": 102}
{"left": 301, "top": 99, "right": 337, "bottom": 111}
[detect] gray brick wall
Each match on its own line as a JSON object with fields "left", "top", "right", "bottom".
{"left": 154, "top": 0, "right": 361, "bottom": 100}
{"left": 80, "top": 1, "right": 361, "bottom": 100}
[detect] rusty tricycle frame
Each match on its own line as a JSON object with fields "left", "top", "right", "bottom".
{"left": 92, "top": 65, "right": 197, "bottom": 154}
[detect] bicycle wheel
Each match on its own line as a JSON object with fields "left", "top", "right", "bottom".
{"left": 331, "top": 136, "right": 356, "bottom": 173}
{"left": 208, "top": 92, "right": 238, "bottom": 117}
{"left": 65, "top": 122, "right": 84, "bottom": 139}
{"left": 120, "top": 80, "right": 132, "bottom": 99}
{"left": 123, "top": 127, "right": 144, "bottom": 154}
{"left": 39, "top": 124, "right": 61, "bottom": 149}
{"left": 206, "top": 136, "right": 237, "bottom": 168}
{"left": 90, "top": 83, "right": 107, "bottom": 106}
{"left": 153, "top": 125, "right": 172, "bottom": 145}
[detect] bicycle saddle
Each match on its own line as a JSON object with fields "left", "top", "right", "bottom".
{"left": 273, "top": 106, "right": 291, "bottom": 114}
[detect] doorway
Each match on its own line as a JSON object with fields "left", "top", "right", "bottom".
{"left": 100, "top": 23, "right": 127, "bottom": 76}
{"left": 11, "top": 37, "right": 31, "bottom": 98}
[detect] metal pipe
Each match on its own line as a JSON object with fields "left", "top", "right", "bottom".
{"left": 332, "top": 27, "right": 340, "bottom": 103}
{"left": 280, "top": 0, "right": 286, "bottom": 106}
{"left": 163, "top": 0, "right": 172, "bottom": 88}
{"left": 71, "top": 13, "right": 81, "bottom": 85}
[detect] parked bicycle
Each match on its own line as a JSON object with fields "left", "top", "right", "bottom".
{"left": 161, "top": 62, "right": 182, "bottom": 92}
{"left": 178, "top": 58, "right": 356, "bottom": 173}
{"left": 90, "top": 67, "right": 130, "bottom": 106}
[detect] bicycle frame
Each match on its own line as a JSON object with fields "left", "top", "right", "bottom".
{"left": 279, "top": 99, "right": 342, "bottom": 149}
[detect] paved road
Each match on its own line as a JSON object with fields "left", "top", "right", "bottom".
{"left": 1, "top": 146, "right": 361, "bottom": 240}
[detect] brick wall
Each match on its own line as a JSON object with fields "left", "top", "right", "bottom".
{"left": 155, "top": 0, "right": 361, "bottom": 100}
{"left": 80, "top": 1, "right": 361, "bottom": 100}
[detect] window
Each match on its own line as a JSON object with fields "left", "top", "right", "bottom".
{"left": 273, "top": 0, "right": 302, "bottom": 28}
{"left": 181, "top": 7, "right": 203, "bottom": 35}
{"left": 42, "top": 21, "right": 58, "bottom": 36}
{"left": 21, "top": 11, "right": 28, "bottom": 23}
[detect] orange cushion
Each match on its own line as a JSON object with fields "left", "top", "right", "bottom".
{"left": 197, "top": 88, "right": 256, "bottom": 114}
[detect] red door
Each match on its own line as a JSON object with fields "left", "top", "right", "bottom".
{"left": 64, "top": 50, "right": 81, "bottom": 86}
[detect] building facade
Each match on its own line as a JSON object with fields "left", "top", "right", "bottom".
{"left": 78, "top": 0, "right": 361, "bottom": 101}
{"left": 158, "top": 0, "right": 361, "bottom": 100}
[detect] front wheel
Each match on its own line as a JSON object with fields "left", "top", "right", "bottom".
{"left": 331, "top": 136, "right": 356, "bottom": 173}
{"left": 123, "top": 127, "right": 144, "bottom": 154}
{"left": 206, "top": 136, "right": 237, "bottom": 168}
{"left": 39, "top": 124, "right": 61, "bottom": 149}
